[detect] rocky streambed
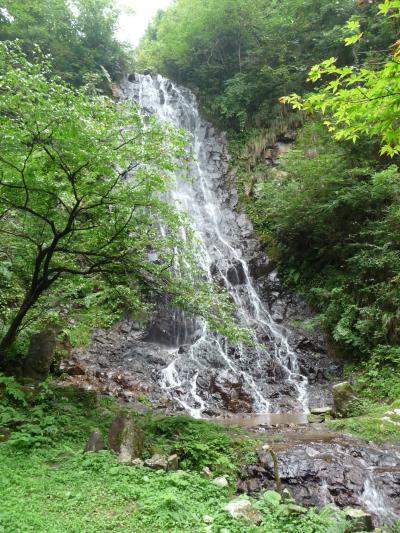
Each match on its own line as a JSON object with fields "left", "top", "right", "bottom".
{"left": 238, "top": 425, "right": 400, "bottom": 527}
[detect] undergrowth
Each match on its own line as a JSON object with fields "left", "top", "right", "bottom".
{"left": 0, "top": 376, "right": 372, "bottom": 533}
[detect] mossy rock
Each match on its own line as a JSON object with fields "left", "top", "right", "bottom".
{"left": 333, "top": 382, "right": 357, "bottom": 416}
{"left": 344, "top": 508, "right": 374, "bottom": 532}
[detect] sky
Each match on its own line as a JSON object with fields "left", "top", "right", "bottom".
{"left": 116, "top": 0, "right": 173, "bottom": 46}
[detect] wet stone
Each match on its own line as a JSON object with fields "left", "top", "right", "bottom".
{"left": 144, "top": 454, "right": 168, "bottom": 470}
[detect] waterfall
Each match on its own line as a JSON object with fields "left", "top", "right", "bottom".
{"left": 122, "top": 74, "right": 309, "bottom": 418}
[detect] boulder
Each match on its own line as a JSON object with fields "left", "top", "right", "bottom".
{"left": 131, "top": 458, "right": 144, "bottom": 467}
{"left": 167, "top": 454, "right": 179, "bottom": 471}
{"left": 144, "top": 454, "right": 168, "bottom": 470}
{"left": 224, "top": 499, "right": 262, "bottom": 524}
{"left": 344, "top": 508, "right": 374, "bottom": 532}
{"left": 108, "top": 412, "right": 144, "bottom": 464}
{"left": 23, "top": 329, "right": 57, "bottom": 382}
{"left": 212, "top": 476, "right": 229, "bottom": 488}
{"left": 307, "top": 414, "right": 325, "bottom": 424}
{"left": 84, "top": 431, "right": 104, "bottom": 452}
{"left": 333, "top": 382, "right": 357, "bottom": 416}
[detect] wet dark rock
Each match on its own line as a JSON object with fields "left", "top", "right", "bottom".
{"left": 211, "top": 371, "right": 253, "bottom": 413}
{"left": 85, "top": 431, "right": 104, "bottom": 452}
{"left": 241, "top": 434, "right": 400, "bottom": 527}
{"left": 144, "top": 299, "right": 197, "bottom": 347}
{"left": 248, "top": 255, "right": 274, "bottom": 279}
{"left": 226, "top": 262, "right": 246, "bottom": 285}
{"left": 23, "top": 329, "right": 57, "bottom": 382}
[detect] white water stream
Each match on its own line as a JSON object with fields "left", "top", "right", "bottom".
{"left": 122, "top": 74, "right": 308, "bottom": 418}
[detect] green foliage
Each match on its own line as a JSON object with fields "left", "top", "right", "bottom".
{"left": 137, "top": 0, "right": 396, "bottom": 131}
{"left": 0, "top": 374, "right": 27, "bottom": 405}
{"left": 329, "top": 407, "right": 400, "bottom": 444}
{"left": 0, "top": 0, "right": 132, "bottom": 88}
{"left": 283, "top": 1, "right": 400, "bottom": 155}
{"left": 355, "top": 346, "right": 400, "bottom": 403}
{"left": 252, "top": 122, "right": 400, "bottom": 359}
{"left": 0, "top": 381, "right": 114, "bottom": 449}
{"left": 140, "top": 415, "right": 258, "bottom": 477}
{"left": 0, "top": 385, "right": 356, "bottom": 532}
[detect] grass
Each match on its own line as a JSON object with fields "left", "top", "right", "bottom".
{"left": 0, "top": 379, "right": 357, "bottom": 533}
{"left": 328, "top": 399, "right": 400, "bottom": 444}
{"left": 327, "top": 362, "right": 400, "bottom": 444}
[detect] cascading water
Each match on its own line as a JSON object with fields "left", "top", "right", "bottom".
{"left": 122, "top": 73, "right": 309, "bottom": 418}
{"left": 65, "top": 74, "right": 400, "bottom": 527}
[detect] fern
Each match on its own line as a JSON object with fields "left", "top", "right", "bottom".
{"left": 0, "top": 374, "right": 27, "bottom": 406}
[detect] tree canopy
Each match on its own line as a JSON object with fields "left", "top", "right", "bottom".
{"left": 137, "top": 0, "right": 396, "bottom": 131}
{"left": 0, "top": 0, "right": 131, "bottom": 87}
{"left": 282, "top": 3, "right": 400, "bottom": 156}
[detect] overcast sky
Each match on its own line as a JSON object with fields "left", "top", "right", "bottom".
{"left": 116, "top": 0, "right": 173, "bottom": 46}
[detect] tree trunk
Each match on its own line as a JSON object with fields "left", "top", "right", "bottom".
{"left": 0, "top": 293, "right": 39, "bottom": 365}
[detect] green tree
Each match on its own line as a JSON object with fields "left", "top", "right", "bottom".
{"left": 137, "top": 0, "right": 393, "bottom": 130}
{"left": 0, "top": 43, "right": 242, "bottom": 362}
{"left": 282, "top": 2, "right": 400, "bottom": 155}
{"left": 0, "top": 0, "right": 131, "bottom": 86}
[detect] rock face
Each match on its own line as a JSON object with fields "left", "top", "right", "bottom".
{"left": 333, "top": 382, "right": 357, "bottom": 416}
{"left": 239, "top": 432, "right": 400, "bottom": 527}
{"left": 23, "top": 329, "right": 57, "bottom": 382}
{"left": 108, "top": 413, "right": 144, "bottom": 464}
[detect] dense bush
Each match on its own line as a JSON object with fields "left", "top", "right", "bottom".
{"left": 252, "top": 122, "right": 400, "bottom": 361}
